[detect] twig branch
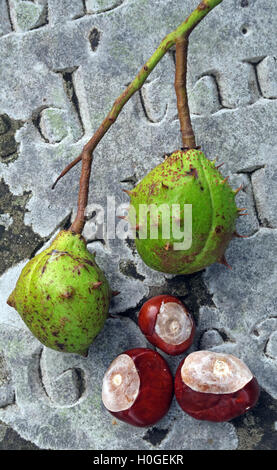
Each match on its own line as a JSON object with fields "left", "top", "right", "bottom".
{"left": 175, "top": 36, "right": 196, "bottom": 149}
{"left": 52, "top": 0, "right": 223, "bottom": 190}
{"left": 62, "top": 0, "right": 223, "bottom": 234}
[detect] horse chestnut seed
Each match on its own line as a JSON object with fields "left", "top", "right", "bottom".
{"left": 102, "top": 348, "right": 173, "bottom": 427}
{"left": 175, "top": 351, "right": 260, "bottom": 422}
{"left": 138, "top": 295, "right": 195, "bottom": 355}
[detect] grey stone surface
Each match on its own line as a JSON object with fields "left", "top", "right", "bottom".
{"left": 48, "top": 0, "right": 85, "bottom": 25}
{"left": 265, "top": 331, "right": 277, "bottom": 360}
{"left": 0, "top": 423, "right": 7, "bottom": 442}
{"left": 0, "top": 0, "right": 276, "bottom": 450}
{"left": 251, "top": 143, "right": 277, "bottom": 228}
{"left": 85, "top": 0, "right": 125, "bottom": 14}
{"left": 189, "top": 75, "right": 221, "bottom": 115}
{"left": 228, "top": 173, "right": 260, "bottom": 236}
{"left": 0, "top": 1, "right": 12, "bottom": 37}
{"left": 0, "top": 213, "right": 13, "bottom": 230}
{"left": 39, "top": 108, "right": 69, "bottom": 143}
{"left": 203, "top": 228, "right": 277, "bottom": 399}
{"left": 9, "top": 0, "right": 48, "bottom": 33}
{"left": 0, "top": 354, "right": 14, "bottom": 408}
{"left": 257, "top": 56, "right": 277, "bottom": 99}
{"left": 199, "top": 328, "right": 225, "bottom": 350}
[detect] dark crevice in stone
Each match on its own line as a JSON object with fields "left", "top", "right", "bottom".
{"left": 143, "top": 427, "right": 169, "bottom": 446}
{"left": 208, "top": 73, "right": 224, "bottom": 110}
{"left": 119, "top": 260, "right": 145, "bottom": 281}
{"left": 32, "top": 105, "right": 49, "bottom": 143}
{"left": 89, "top": 28, "right": 101, "bottom": 52}
{"left": 5, "top": 0, "right": 14, "bottom": 32}
{"left": 74, "top": 368, "right": 86, "bottom": 398}
{"left": 252, "top": 328, "right": 260, "bottom": 337}
{"left": 110, "top": 293, "right": 145, "bottom": 323}
{"left": 248, "top": 170, "right": 272, "bottom": 229}
{"left": 252, "top": 61, "right": 266, "bottom": 99}
{"left": 215, "top": 327, "right": 235, "bottom": 343}
{"left": 72, "top": 0, "right": 87, "bottom": 20}
{"left": 138, "top": 88, "right": 152, "bottom": 123}
{"left": 37, "top": 348, "right": 50, "bottom": 400}
{"left": 0, "top": 114, "right": 24, "bottom": 164}
{"left": 113, "top": 269, "right": 214, "bottom": 328}
{"left": 55, "top": 68, "right": 85, "bottom": 137}
{"left": 233, "top": 389, "right": 277, "bottom": 450}
{"left": 41, "top": 3, "right": 48, "bottom": 27}
{"left": 241, "top": 25, "right": 249, "bottom": 35}
{"left": 169, "top": 49, "right": 176, "bottom": 66}
{"left": 198, "top": 71, "right": 231, "bottom": 111}
{"left": 263, "top": 338, "right": 272, "bottom": 359}
{"left": 236, "top": 165, "right": 265, "bottom": 175}
{"left": 53, "top": 66, "right": 77, "bottom": 74}
{"left": 243, "top": 60, "right": 264, "bottom": 100}
{"left": 124, "top": 237, "right": 136, "bottom": 256}
{"left": 62, "top": 211, "right": 73, "bottom": 231}
{"left": 241, "top": 0, "right": 249, "bottom": 6}
{"left": 81, "top": 0, "right": 87, "bottom": 15}
{"left": 71, "top": 12, "right": 86, "bottom": 21}
{"left": 87, "top": 238, "right": 106, "bottom": 246}
{"left": 120, "top": 174, "right": 138, "bottom": 186}
{"left": 0, "top": 424, "right": 39, "bottom": 450}
{"left": 0, "top": 179, "right": 45, "bottom": 276}
{"left": 29, "top": 240, "right": 45, "bottom": 259}
{"left": 62, "top": 70, "right": 85, "bottom": 136}
{"left": 180, "top": 271, "right": 215, "bottom": 326}
{"left": 243, "top": 56, "right": 267, "bottom": 65}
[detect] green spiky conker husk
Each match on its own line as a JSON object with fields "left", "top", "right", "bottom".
{"left": 7, "top": 230, "right": 111, "bottom": 356}
{"left": 128, "top": 149, "right": 239, "bottom": 275}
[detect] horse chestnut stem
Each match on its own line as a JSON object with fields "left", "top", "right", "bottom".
{"left": 175, "top": 351, "right": 260, "bottom": 422}
{"left": 138, "top": 295, "right": 195, "bottom": 355}
{"left": 102, "top": 348, "right": 173, "bottom": 427}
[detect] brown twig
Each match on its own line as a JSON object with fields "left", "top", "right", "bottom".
{"left": 174, "top": 36, "right": 196, "bottom": 149}
{"left": 52, "top": 0, "right": 223, "bottom": 191}
{"left": 52, "top": 152, "right": 82, "bottom": 190}
{"left": 51, "top": 87, "right": 135, "bottom": 190}
{"left": 59, "top": 0, "right": 223, "bottom": 235}
{"left": 69, "top": 148, "right": 92, "bottom": 234}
